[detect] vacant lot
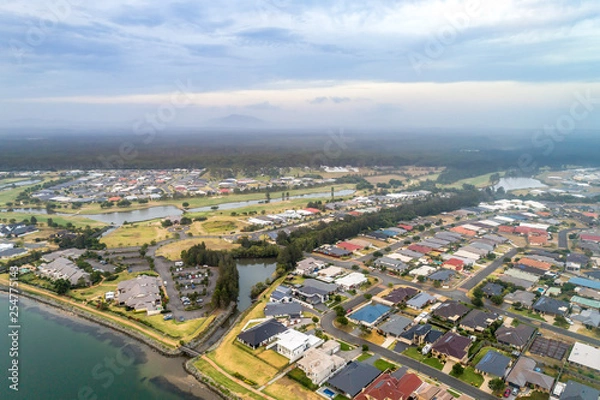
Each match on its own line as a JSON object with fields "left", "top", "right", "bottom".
{"left": 264, "top": 376, "right": 323, "bottom": 400}
{"left": 364, "top": 174, "right": 407, "bottom": 184}
{"left": 101, "top": 221, "right": 166, "bottom": 248}
{"left": 157, "top": 238, "right": 240, "bottom": 260}
{"left": 207, "top": 277, "right": 287, "bottom": 386}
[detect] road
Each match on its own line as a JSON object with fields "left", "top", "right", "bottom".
{"left": 460, "top": 248, "right": 518, "bottom": 290}
{"left": 320, "top": 308, "right": 497, "bottom": 400}
{"left": 558, "top": 228, "right": 580, "bottom": 250}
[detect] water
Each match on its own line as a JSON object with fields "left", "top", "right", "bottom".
{"left": 0, "top": 179, "right": 41, "bottom": 191}
{"left": 7, "top": 189, "right": 355, "bottom": 226}
{"left": 493, "top": 178, "right": 546, "bottom": 191}
{"left": 236, "top": 259, "right": 277, "bottom": 311}
{"left": 0, "top": 295, "right": 218, "bottom": 400}
{"left": 188, "top": 189, "right": 355, "bottom": 213}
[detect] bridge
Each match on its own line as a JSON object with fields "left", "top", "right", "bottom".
{"left": 179, "top": 346, "right": 202, "bottom": 357}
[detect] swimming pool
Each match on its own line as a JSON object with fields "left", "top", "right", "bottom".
{"left": 323, "top": 388, "right": 336, "bottom": 398}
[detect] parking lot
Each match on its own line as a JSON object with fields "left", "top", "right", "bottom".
{"left": 154, "top": 255, "right": 216, "bottom": 319}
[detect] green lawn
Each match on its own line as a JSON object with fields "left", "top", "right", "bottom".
{"left": 337, "top": 340, "right": 354, "bottom": 351}
{"left": 356, "top": 352, "right": 372, "bottom": 362}
{"left": 450, "top": 366, "right": 484, "bottom": 388}
{"left": 510, "top": 307, "right": 545, "bottom": 321}
{"left": 402, "top": 347, "right": 445, "bottom": 370}
{"left": 373, "top": 358, "right": 398, "bottom": 372}
{"left": 0, "top": 212, "right": 107, "bottom": 229}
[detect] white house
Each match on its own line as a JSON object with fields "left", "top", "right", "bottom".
{"left": 335, "top": 272, "right": 368, "bottom": 290}
{"left": 270, "top": 329, "right": 323, "bottom": 362}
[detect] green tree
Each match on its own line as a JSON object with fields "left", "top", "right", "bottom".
{"left": 54, "top": 279, "right": 71, "bottom": 295}
{"left": 491, "top": 295, "right": 504, "bottom": 305}
{"left": 488, "top": 378, "right": 505, "bottom": 392}
{"left": 451, "top": 363, "right": 464, "bottom": 376}
{"left": 182, "top": 202, "right": 189, "bottom": 208}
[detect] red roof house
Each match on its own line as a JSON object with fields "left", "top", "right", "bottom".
{"left": 337, "top": 241, "right": 362, "bottom": 252}
{"left": 398, "top": 224, "right": 413, "bottom": 231}
{"left": 304, "top": 208, "right": 322, "bottom": 214}
{"left": 408, "top": 244, "right": 433, "bottom": 254}
{"left": 581, "top": 234, "right": 600, "bottom": 243}
{"left": 498, "top": 225, "right": 515, "bottom": 234}
{"left": 355, "top": 373, "right": 423, "bottom": 400}
{"left": 443, "top": 258, "right": 464, "bottom": 271}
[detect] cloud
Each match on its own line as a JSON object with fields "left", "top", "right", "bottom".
{"left": 245, "top": 101, "right": 280, "bottom": 110}
{"left": 0, "top": 0, "right": 599, "bottom": 128}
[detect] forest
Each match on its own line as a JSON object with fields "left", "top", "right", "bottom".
{"left": 1, "top": 130, "right": 599, "bottom": 185}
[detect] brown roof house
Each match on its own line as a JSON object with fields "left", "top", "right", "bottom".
{"left": 432, "top": 301, "right": 470, "bottom": 323}
{"left": 431, "top": 331, "right": 472, "bottom": 363}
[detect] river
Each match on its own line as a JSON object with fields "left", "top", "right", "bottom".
{"left": 6, "top": 189, "right": 355, "bottom": 226}
{"left": 0, "top": 295, "right": 219, "bottom": 400}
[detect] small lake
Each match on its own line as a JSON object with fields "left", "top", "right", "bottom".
{"left": 236, "top": 259, "right": 277, "bottom": 311}
{"left": 493, "top": 178, "right": 547, "bottom": 191}
{"left": 5, "top": 189, "right": 355, "bottom": 226}
{"left": 4, "top": 206, "right": 183, "bottom": 225}
{"left": 188, "top": 189, "right": 355, "bottom": 213}
{"left": 0, "top": 179, "right": 41, "bottom": 191}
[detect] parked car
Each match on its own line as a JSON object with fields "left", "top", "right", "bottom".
{"left": 503, "top": 389, "right": 511, "bottom": 398}
{"left": 512, "top": 388, "right": 519, "bottom": 396}
{"left": 163, "top": 314, "right": 173, "bottom": 321}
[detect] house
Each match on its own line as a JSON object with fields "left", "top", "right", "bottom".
{"left": 271, "top": 329, "right": 323, "bottom": 362}
{"left": 568, "top": 342, "right": 600, "bottom": 372}
{"left": 443, "top": 258, "right": 464, "bottom": 271}
{"left": 327, "top": 362, "right": 382, "bottom": 399}
{"left": 432, "top": 300, "right": 470, "bottom": 323}
{"left": 518, "top": 257, "right": 552, "bottom": 271}
{"left": 406, "top": 292, "right": 436, "bottom": 310}
{"left": 459, "top": 309, "right": 498, "bottom": 332}
{"left": 374, "top": 256, "right": 409, "bottom": 272}
{"left": 116, "top": 275, "right": 163, "bottom": 315}
{"left": 294, "top": 279, "right": 337, "bottom": 304}
{"left": 570, "top": 296, "right": 600, "bottom": 310}
{"left": 504, "top": 290, "right": 537, "bottom": 309}
{"left": 337, "top": 241, "right": 363, "bottom": 252}
{"left": 264, "top": 302, "right": 302, "bottom": 319}
{"left": 381, "top": 287, "right": 419, "bottom": 306}
{"left": 569, "top": 277, "right": 600, "bottom": 291}
{"left": 295, "top": 257, "right": 324, "bottom": 275}
{"left": 379, "top": 315, "right": 413, "bottom": 337}
{"left": 427, "top": 269, "right": 455, "bottom": 283}
{"left": 533, "top": 296, "right": 570, "bottom": 316}
{"left": 237, "top": 319, "right": 288, "bottom": 349}
{"left": 335, "top": 272, "right": 368, "bottom": 290}
{"left": 475, "top": 350, "right": 511, "bottom": 378}
{"left": 506, "top": 357, "right": 554, "bottom": 392}
{"left": 572, "top": 309, "right": 600, "bottom": 328}
{"left": 297, "top": 347, "right": 346, "bottom": 385}
{"left": 399, "top": 324, "right": 442, "bottom": 346}
{"left": 415, "top": 382, "right": 455, "bottom": 400}
{"left": 560, "top": 380, "right": 600, "bottom": 400}
{"left": 37, "top": 257, "right": 91, "bottom": 286}
{"left": 481, "top": 282, "right": 503, "bottom": 297}
{"left": 431, "top": 332, "right": 471, "bottom": 363}
{"left": 270, "top": 285, "right": 293, "bottom": 303}
{"left": 317, "top": 266, "right": 345, "bottom": 282}
{"left": 355, "top": 372, "right": 423, "bottom": 400}
{"left": 495, "top": 325, "right": 536, "bottom": 350}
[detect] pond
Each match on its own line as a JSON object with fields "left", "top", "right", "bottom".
{"left": 187, "top": 189, "right": 355, "bottom": 213}
{"left": 236, "top": 259, "right": 277, "bottom": 311}
{"left": 493, "top": 178, "right": 546, "bottom": 191}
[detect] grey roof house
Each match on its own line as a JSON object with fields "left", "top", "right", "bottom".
{"left": 560, "top": 380, "right": 600, "bottom": 400}
{"left": 459, "top": 309, "right": 498, "bottom": 332}
{"left": 533, "top": 296, "right": 570, "bottom": 316}
{"left": 475, "top": 350, "right": 511, "bottom": 378}
{"left": 495, "top": 325, "right": 536, "bottom": 349}
{"left": 327, "top": 361, "right": 381, "bottom": 398}
{"left": 237, "top": 319, "right": 288, "bottom": 349}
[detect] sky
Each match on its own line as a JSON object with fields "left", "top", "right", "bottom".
{"left": 1, "top": 0, "right": 599, "bottom": 130}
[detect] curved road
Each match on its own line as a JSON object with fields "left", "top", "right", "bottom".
{"left": 320, "top": 308, "right": 497, "bottom": 400}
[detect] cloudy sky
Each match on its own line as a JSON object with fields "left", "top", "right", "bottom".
{"left": 1, "top": 0, "right": 599, "bottom": 130}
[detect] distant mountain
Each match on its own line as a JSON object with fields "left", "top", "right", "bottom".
{"left": 205, "top": 114, "right": 266, "bottom": 128}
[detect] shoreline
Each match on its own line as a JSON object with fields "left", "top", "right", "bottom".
{"left": 0, "top": 285, "right": 242, "bottom": 400}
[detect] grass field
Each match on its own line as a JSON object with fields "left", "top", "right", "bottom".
{"left": 156, "top": 238, "right": 240, "bottom": 260}
{"left": 100, "top": 221, "right": 166, "bottom": 248}
{"left": 364, "top": 174, "right": 407, "bottom": 184}
{"left": 450, "top": 366, "right": 484, "bottom": 388}
{"left": 441, "top": 172, "right": 504, "bottom": 189}
{"left": 194, "top": 358, "right": 264, "bottom": 400}
{"left": 0, "top": 212, "right": 107, "bottom": 229}
{"left": 207, "top": 277, "right": 287, "bottom": 386}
